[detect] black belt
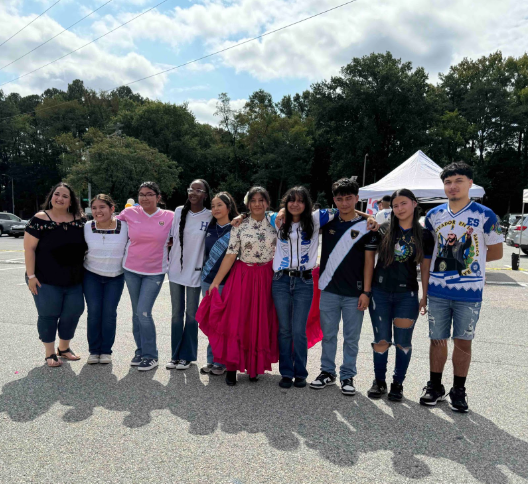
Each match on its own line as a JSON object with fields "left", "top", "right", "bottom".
{"left": 278, "top": 268, "right": 313, "bottom": 280}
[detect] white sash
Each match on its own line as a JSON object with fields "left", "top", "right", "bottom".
{"left": 319, "top": 220, "right": 370, "bottom": 291}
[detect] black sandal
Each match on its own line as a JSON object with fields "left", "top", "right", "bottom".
{"left": 57, "top": 347, "right": 81, "bottom": 360}
{"left": 45, "top": 354, "right": 62, "bottom": 367}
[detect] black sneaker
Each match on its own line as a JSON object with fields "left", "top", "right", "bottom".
{"left": 449, "top": 387, "right": 469, "bottom": 413}
{"left": 130, "top": 355, "right": 142, "bottom": 366}
{"left": 279, "top": 377, "right": 293, "bottom": 388}
{"left": 419, "top": 381, "right": 446, "bottom": 406}
{"left": 309, "top": 371, "right": 336, "bottom": 390}
{"left": 367, "top": 379, "right": 387, "bottom": 399}
{"left": 388, "top": 381, "right": 404, "bottom": 401}
{"left": 138, "top": 358, "right": 159, "bottom": 371}
{"left": 294, "top": 378, "right": 307, "bottom": 388}
{"left": 341, "top": 378, "right": 356, "bottom": 396}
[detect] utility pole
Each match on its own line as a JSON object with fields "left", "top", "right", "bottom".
{"left": 362, "top": 153, "right": 368, "bottom": 211}
{"left": 1, "top": 174, "right": 14, "bottom": 215}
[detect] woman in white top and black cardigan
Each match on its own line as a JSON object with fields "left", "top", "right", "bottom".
{"left": 83, "top": 194, "right": 129, "bottom": 364}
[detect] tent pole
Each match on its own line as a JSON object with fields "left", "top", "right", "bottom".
{"left": 362, "top": 153, "right": 368, "bottom": 211}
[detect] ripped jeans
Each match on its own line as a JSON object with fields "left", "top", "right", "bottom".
{"left": 124, "top": 270, "right": 166, "bottom": 360}
{"left": 368, "top": 287, "right": 419, "bottom": 384}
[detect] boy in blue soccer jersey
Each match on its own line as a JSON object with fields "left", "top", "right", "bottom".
{"left": 420, "top": 162, "right": 503, "bottom": 412}
{"left": 310, "top": 178, "right": 380, "bottom": 395}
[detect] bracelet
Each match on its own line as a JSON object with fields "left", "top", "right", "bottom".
{"left": 28, "top": 274, "right": 36, "bottom": 280}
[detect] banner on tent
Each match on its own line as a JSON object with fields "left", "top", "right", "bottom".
{"left": 366, "top": 198, "right": 379, "bottom": 215}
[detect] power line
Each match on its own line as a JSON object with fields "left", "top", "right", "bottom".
{"left": 0, "top": 0, "right": 359, "bottom": 122}
{"left": 1, "top": 0, "right": 114, "bottom": 71}
{"left": 0, "top": 0, "right": 62, "bottom": 49}
{"left": 0, "top": 0, "right": 172, "bottom": 86}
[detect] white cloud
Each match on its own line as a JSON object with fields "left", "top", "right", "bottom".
{"left": 0, "top": 3, "right": 169, "bottom": 98}
{"left": 187, "top": 97, "right": 247, "bottom": 125}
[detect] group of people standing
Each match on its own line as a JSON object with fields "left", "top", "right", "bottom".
{"left": 23, "top": 161, "right": 503, "bottom": 413}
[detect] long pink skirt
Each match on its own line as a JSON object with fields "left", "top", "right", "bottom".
{"left": 196, "top": 260, "right": 279, "bottom": 377}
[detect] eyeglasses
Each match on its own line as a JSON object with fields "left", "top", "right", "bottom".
{"left": 138, "top": 193, "right": 157, "bottom": 198}
{"left": 187, "top": 188, "right": 206, "bottom": 195}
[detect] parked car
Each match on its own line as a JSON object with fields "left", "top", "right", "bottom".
{"left": 506, "top": 215, "right": 525, "bottom": 246}
{"left": 0, "top": 212, "right": 27, "bottom": 238}
{"left": 501, "top": 213, "right": 523, "bottom": 239}
{"left": 510, "top": 216, "right": 528, "bottom": 255}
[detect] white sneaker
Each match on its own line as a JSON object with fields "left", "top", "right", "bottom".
{"left": 176, "top": 360, "right": 192, "bottom": 370}
{"left": 166, "top": 359, "right": 179, "bottom": 369}
{"left": 99, "top": 354, "right": 112, "bottom": 364}
{"left": 211, "top": 364, "right": 226, "bottom": 375}
{"left": 87, "top": 354, "right": 100, "bottom": 364}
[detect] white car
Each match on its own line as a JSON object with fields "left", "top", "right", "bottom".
{"left": 511, "top": 216, "right": 528, "bottom": 255}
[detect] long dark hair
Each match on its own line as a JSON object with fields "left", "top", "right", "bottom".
{"left": 42, "top": 182, "right": 83, "bottom": 218}
{"left": 209, "top": 191, "right": 239, "bottom": 227}
{"left": 378, "top": 188, "right": 424, "bottom": 267}
{"left": 179, "top": 179, "right": 212, "bottom": 270}
{"left": 278, "top": 186, "right": 314, "bottom": 240}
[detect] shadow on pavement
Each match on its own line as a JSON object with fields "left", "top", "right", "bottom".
{"left": 1, "top": 364, "right": 527, "bottom": 483}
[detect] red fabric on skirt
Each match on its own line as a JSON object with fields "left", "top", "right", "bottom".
{"left": 196, "top": 260, "right": 279, "bottom": 377}
{"left": 306, "top": 267, "right": 323, "bottom": 349}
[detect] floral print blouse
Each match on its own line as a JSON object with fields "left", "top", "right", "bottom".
{"left": 226, "top": 216, "right": 277, "bottom": 263}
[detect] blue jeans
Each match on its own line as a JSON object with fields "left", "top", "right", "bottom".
{"left": 200, "top": 281, "right": 225, "bottom": 367}
{"left": 272, "top": 272, "right": 313, "bottom": 379}
{"left": 124, "top": 270, "right": 165, "bottom": 359}
{"left": 368, "top": 287, "right": 419, "bottom": 383}
{"left": 428, "top": 295, "right": 481, "bottom": 340}
{"left": 170, "top": 282, "right": 201, "bottom": 361}
{"left": 83, "top": 270, "right": 125, "bottom": 355}
{"left": 319, "top": 290, "right": 364, "bottom": 381}
{"left": 30, "top": 280, "right": 84, "bottom": 343}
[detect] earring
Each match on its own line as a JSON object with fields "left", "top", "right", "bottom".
{"left": 67, "top": 206, "right": 70, "bottom": 213}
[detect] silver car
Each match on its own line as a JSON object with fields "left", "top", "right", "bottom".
{"left": 0, "top": 212, "right": 27, "bottom": 238}
{"left": 511, "top": 215, "right": 528, "bottom": 255}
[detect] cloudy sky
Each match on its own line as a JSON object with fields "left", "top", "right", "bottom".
{"left": 0, "top": 0, "right": 527, "bottom": 124}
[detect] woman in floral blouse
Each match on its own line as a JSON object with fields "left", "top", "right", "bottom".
{"left": 197, "top": 186, "right": 279, "bottom": 386}
{"left": 24, "top": 182, "right": 87, "bottom": 367}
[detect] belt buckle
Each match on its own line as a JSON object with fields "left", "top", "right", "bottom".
{"left": 287, "top": 269, "right": 296, "bottom": 277}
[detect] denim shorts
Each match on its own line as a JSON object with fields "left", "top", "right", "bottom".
{"left": 369, "top": 287, "right": 419, "bottom": 345}
{"left": 427, "top": 295, "right": 481, "bottom": 340}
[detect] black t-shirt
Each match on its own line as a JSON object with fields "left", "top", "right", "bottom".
{"left": 373, "top": 223, "right": 434, "bottom": 293}
{"left": 319, "top": 216, "right": 381, "bottom": 297}
{"left": 25, "top": 213, "right": 87, "bottom": 286}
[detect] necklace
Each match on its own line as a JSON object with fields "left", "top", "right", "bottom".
{"left": 96, "top": 219, "right": 115, "bottom": 230}
{"left": 215, "top": 222, "right": 230, "bottom": 238}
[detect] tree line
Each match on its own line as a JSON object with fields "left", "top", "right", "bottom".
{"left": 1, "top": 51, "right": 527, "bottom": 218}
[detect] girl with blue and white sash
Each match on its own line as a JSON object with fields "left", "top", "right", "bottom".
{"left": 199, "top": 192, "right": 239, "bottom": 376}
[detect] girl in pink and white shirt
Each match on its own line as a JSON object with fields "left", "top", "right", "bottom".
{"left": 117, "top": 181, "right": 174, "bottom": 371}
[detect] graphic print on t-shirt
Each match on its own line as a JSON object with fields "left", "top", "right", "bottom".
{"left": 426, "top": 201, "right": 503, "bottom": 302}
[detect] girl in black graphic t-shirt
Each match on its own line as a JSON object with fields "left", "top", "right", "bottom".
{"left": 24, "top": 183, "right": 87, "bottom": 367}
{"left": 367, "top": 189, "right": 434, "bottom": 401}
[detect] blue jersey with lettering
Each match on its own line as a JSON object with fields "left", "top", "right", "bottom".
{"left": 425, "top": 201, "right": 503, "bottom": 302}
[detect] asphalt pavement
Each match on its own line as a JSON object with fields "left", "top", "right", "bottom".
{"left": 1, "top": 235, "right": 527, "bottom": 483}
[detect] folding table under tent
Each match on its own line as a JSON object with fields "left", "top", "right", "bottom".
{"left": 358, "top": 150, "right": 486, "bottom": 202}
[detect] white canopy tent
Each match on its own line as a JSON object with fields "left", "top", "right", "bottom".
{"left": 358, "top": 150, "right": 486, "bottom": 201}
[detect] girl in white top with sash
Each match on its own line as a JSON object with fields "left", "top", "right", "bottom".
{"left": 83, "top": 194, "right": 128, "bottom": 364}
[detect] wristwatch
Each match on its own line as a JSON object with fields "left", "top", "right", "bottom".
{"left": 362, "top": 291, "right": 372, "bottom": 298}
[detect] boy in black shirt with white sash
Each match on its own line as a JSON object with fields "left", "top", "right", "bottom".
{"left": 310, "top": 178, "right": 380, "bottom": 395}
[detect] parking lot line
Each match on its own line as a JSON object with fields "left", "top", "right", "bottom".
{"left": 0, "top": 266, "right": 25, "bottom": 271}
